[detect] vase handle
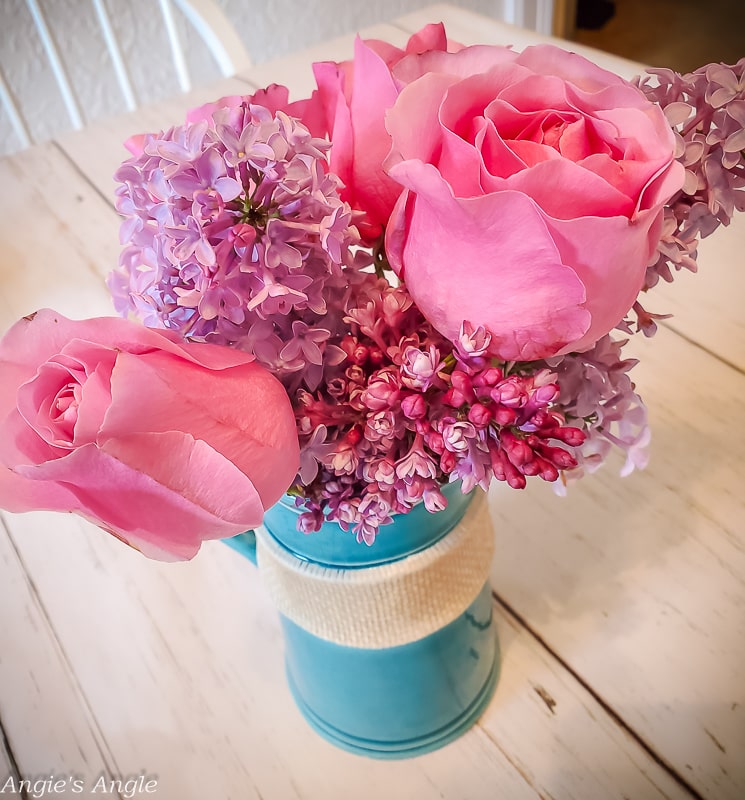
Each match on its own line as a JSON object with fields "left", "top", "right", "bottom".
{"left": 223, "top": 530, "right": 257, "bottom": 565}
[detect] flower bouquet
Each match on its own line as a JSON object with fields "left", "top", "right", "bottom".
{"left": 0, "top": 23, "right": 742, "bottom": 757}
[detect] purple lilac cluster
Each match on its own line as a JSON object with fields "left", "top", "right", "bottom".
{"left": 632, "top": 58, "right": 745, "bottom": 333}
{"left": 585, "top": 60, "right": 745, "bottom": 472}
{"left": 109, "top": 102, "right": 367, "bottom": 392}
{"left": 291, "top": 281, "right": 585, "bottom": 543}
{"left": 545, "top": 336, "right": 649, "bottom": 483}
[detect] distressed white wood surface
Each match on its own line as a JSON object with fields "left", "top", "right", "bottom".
{"left": 0, "top": 4, "right": 743, "bottom": 799}
{"left": 645, "top": 223, "right": 745, "bottom": 372}
{"left": 1, "top": 510, "right": 691, "bottom": 800}
{"left": 0, "top": 136, "right": 694, "bottom": 799}
{"left": 0, "top": 722, "right": 22, "bottom": 799}
{"left": 486, "top": 328, "right": 745, "bottom": 800}
{"left": 0, "top": 146, "right": 117, "bottom": 322}
{"left": 0, "top": 521, "right": 117, "bottom": 787}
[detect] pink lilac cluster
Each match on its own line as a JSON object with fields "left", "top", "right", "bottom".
{"left": 291, "top": 280, "right": 585, "bottom": 543}
{"left": 632, "top": 58, "right": 745, "bottom": 334}
{"left": 109, "top": 101, "right": 367, "bottom": 392}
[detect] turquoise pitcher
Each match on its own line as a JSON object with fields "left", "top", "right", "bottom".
{"left": 226, "top": 482, "right": 499, "bottom": 759}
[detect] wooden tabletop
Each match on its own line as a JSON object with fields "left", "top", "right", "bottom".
{"left": 0, "top": 5, "right": 743, "bottom": 799}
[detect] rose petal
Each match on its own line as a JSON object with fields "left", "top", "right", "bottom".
{"left": 348, "top": 36, "right": 406, "bottom": 232}
{"left": 386, "top": 160, "right": 589, "bottom": 360}
{"left": 385, "top": 72, "right": 460, "bottom": 170}
{"left": 0, "top": 311, "right": 259, "bottom": 380}
{"left": 13, "top": 436, "right": 265, "bottom": 561}
{"left": 547, "top": 208, "right": 663, "bottom": 352}
{"left": 404, "top": 22, "right": 448, "bottom": 54}
{"left": 503, "top": 157, "right": 635, "bottom": 218}
{"left": 393, "top": 44, "right": 518, "bottom": 85}
{"left": 515, "top": 44, "right": 627, "bottom": 93}
{"left": 100, "top": 350, "right": 299, "bottom": 509}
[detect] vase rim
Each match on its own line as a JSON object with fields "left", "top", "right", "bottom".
{"left": 262, "top": 481, "right": 476, "bottom": 569}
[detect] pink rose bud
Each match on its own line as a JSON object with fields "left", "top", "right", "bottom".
{"left": 491, "top": 449, "right": 527, "bottom": 490}
{"left": 414, "top": 418, "right": 432, "bottom": 436}
{"left": 491, "top": 378, "right": 526, "bottom": 408}
{"left": 425, "top": 431, "right": 445, "bottom": 455}
{"left": 346, "top": 426, "right": 364, "bottom": 446}
{"left": 555, "top": 426, "right": 587, "bottom": 447}
{"left": 492, "top": 406, "right": 518, "bottom": 426}
{"left": 501, "top": 431, "right": 533, "bottom": 467}
{"left": 450, "top": 370, "right": 475, "bottom": 403}
{"left": 533, "top": 383, "right": 560, "bottom": 405}
{"left": 362, "top": 371, "right": 400, "bottom": 411}
{"left": 0, "top": 311, "right": 299, "bottom": 561}
{"left": 443, "top": 387, "right": 467, "bottom": 408}
{"left": 368, "top": 347, "right": 385, "bottom": 367}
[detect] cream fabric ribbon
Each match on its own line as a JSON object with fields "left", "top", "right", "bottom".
{"left": 256, "top": 490, "right": 494, "bottom": 649}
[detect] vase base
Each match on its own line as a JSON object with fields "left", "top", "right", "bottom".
{"left": 285, "top": 652, "right": 500, "bottom": 759}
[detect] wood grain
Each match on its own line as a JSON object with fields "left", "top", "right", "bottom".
{"left": 0, "top": 520, "right": 117, "bottom": 789}
{"left": 485, "top": 329, "right": 745, "bottom": 800}
{"left": 0, "top": 146, "right": 117, "bottom": 325}
{"left": 0, "top": 722, "right": 22, "bottom": 800}
{"left": 2, "top": 508, "right": 692, "bottom": 800}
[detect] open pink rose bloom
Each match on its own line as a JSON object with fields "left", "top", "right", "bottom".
{"left": 381, "top": 43, "right": 684, "bottom": 360}
{"left": 0, "top": 311, "right": 298, "bottom": 560}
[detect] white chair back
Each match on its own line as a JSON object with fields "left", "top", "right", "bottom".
{"left": 0, "top": 0, "right": 250, "bottom": 153}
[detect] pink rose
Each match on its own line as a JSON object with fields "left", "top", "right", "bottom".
{"left": 0, "top": 310, "right": 299, "bottom": 561}
{"left": 313, "top": 23, "right": 461, "bottom": 242}
{"left": 384, "top": 44, "right": 684, "bottom": 360}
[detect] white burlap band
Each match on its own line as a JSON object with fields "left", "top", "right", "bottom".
{"left": 255, "top": 490, "right": 494, "bottom": 649}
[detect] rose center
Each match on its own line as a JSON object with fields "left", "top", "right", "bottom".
{"left": 16, "top": 357, "right": 89, "bottom": 450}
{"left": 51, "top": 383, "right": 81, "bottom": 438}
{"left": 541, "top": 117, "right": 568, "bottom": 150}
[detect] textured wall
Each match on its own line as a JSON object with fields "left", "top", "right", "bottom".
{"left": 218, "top": 0, "right": 506, "bottom": 63}
{"left": 0, "top": 0, "right": 508, "bottom": 156}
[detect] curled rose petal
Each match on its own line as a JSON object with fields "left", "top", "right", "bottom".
{"left": 312, "top": 24, "right": 458, "bottom": 242}
{"left": 386, "top": 160, "right": 590, "bottom": 361}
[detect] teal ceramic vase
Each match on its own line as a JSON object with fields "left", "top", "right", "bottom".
{"left": 226, "top": 482, "right": 499, "bottom": 759}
